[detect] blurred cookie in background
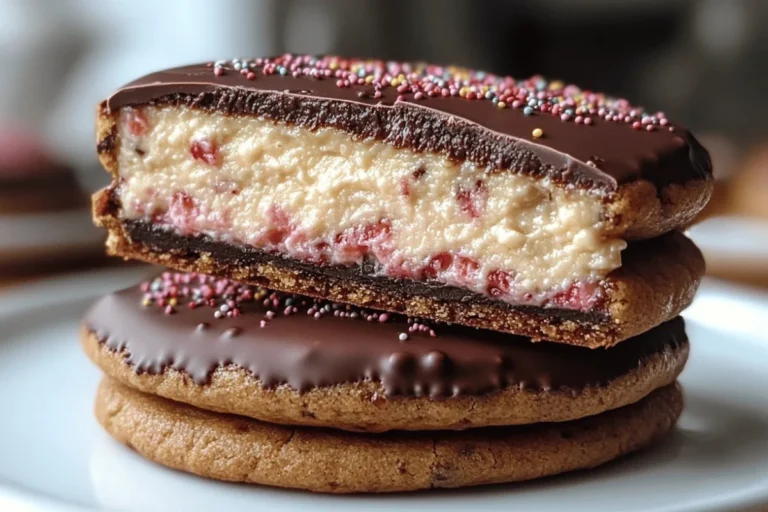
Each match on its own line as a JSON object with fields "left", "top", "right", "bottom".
{"left": 0, "top": 127, "right": 103, "bottom": 277}
{"left": 727, "top": 143, "right": 768, "bottom": 220}
{"left": 0, "top": 128, "right": 87, "bottom": 213}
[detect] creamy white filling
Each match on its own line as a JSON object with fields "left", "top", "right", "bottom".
{"left": 115, "top": 106, "right": 626, "bottom": 308}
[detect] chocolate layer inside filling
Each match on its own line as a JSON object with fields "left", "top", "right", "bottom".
{"left": 84, "top": 274, "right": 687, "bottom": 398}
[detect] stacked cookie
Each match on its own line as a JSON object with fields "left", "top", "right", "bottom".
{"left": 84, "top": 55, "right": 711, "bottom": 493}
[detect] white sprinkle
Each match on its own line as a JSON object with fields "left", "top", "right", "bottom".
{"left": 398, "top": 333, "right": 409, "bottom": 342}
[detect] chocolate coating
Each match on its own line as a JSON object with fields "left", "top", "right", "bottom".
{"left": 84, "top": 281, "right": 687, "bottom": 398}
{"left": 104, "top": 61, "right": 711, "bottom": 191}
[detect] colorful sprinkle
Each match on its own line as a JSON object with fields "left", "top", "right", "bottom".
{"left": 208, "top": 55, "right": 670, "bottom": 129}
{"left": 532, "top": 128, "right": 544, "bottom": 139}
{"left": 136, "top": 272, "right": 439, "bottom": 337}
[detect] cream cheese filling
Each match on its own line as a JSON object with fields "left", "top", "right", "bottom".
{"left": 115, "top": 106, "right": 626, "bottom": 309}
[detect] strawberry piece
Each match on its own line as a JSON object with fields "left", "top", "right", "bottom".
{"left": 168, "top": 192, "right": 200, "bottom": 235}
{"left": 190, "top": 139, "right": 220, "bottom": 166}
{"left": 487, "top": 269, "right": 513, "bottom": 297}
{"left": 456, "top": 189, "right": 473, "bottom": 215}
{"left": 454, "top": 255, "right": 480, "bottom": 281}
{"left": 334, "top": 220, "right": 392, "bottom": 261}
{"left": 550, "top": 282, "right": 601, "bottom": 310}
{"left": 124, "top": 108, "right": 149, "bottom": 137}
{"left": 423, "top": 252, "right": 453, "bottom": 279}
{"left": 261, "top": 205, "right": 293, "bottom": 246}
{"left": 456, "top": 180, "right": 488, "bottom": 218}
{"left": 362, "top": 220, "right": 391, "bottom": 242}
{"left": 399, "top": 177, "right": 411, "bottom": 197}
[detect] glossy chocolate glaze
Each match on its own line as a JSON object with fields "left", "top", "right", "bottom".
{"left": 84, "top": 281, "right": 687, "bottom": 398}
{"left": 104, "top": 61, "right": 711, "bottom": 191}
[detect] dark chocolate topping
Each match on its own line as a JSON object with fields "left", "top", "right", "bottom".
{"left": 105, "top": 57, "right": 712, "bottom": 191}
{"left": 84, "top": 279, "right": 686, "bottom": 398}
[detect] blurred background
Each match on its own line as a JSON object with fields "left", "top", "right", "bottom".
{"left": 0, "top": 0, "right": 766, "bottom": 287}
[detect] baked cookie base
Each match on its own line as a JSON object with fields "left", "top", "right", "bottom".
{"left": 95, "top": 378, "right": 683, "bottom": 493}
{"left": 93, "top": 189, "right": 705, "bottom": 347}
{"left": 82, "top": 327, "right": 688, "bottom": 432}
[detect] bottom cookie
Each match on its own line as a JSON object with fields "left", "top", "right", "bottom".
{"left": 95, "top": 378, "right": 683, "bottom": 493}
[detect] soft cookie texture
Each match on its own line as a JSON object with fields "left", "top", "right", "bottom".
{"left": 95, "top": 378, "right": 683, "bottom": 493}
{"left": 81, "top": 273, "right": 688, "bottom": 431}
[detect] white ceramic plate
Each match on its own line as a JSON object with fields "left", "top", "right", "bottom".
{"left": 687, "top": 216, "right": 768, "bottom": 270}
{"left": 0, "top": 209, "right": 103, "bottom": 265}
{"left": 1, "top": 267, "right": 768, "bottom": 512}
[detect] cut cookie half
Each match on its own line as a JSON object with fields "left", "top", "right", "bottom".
{"left": 94, "top": 56, "right": 711, "bottom": 345}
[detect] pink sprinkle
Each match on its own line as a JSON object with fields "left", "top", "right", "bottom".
{"left": 632, "top": 121, "right": 642, "bottom": 130}
{"left": 646, "top": 125, "right": 655, "bottom": 132}
{"left": 584, "top": 117, "right": 593, "bottom": 125}
{"left": 379, "top": 313, "right": 389, "bottom": 323}
{"left": 164, "top": 305, "right": 175, "bottom": 315}
{"left": 560, "top": 113, "right": 571, "bottom": 122}
{"left": 214, "top": 67, "right": 224, "bottom": 76}
{"left": 260, "top": 320, "right": 267, "bottom": 328}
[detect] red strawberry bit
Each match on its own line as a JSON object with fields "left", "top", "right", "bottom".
{"left": 362, "top": 220, "right": 391, "bottom": 242}
{"left": 487, "top": 269, "right": 513, "bottom": 297}
{"left": 312, "top": 241, "right": 330, "bottom": 263}
{"left": 267, "top": 204, "right": 291, "bottom": 227}
{"left": 334, "top": 220, "right": 392, "bottom": 262}
{"left": 456, "top": 180, "right": 488, "bottom": 218}
{"left": 123, "top": 108, "right": 149, "bottom": 137}
{"left": 456, "top": 189, "right": 473, "bottom": 216}
{"left": 550, "top": 282, "right": 601, "bottom": 310}
{"left": 454, "top": 255, "right": 480, "bottom": 281}
{"left": 264, "top": 227, "right": 290, "bottom": 245}
{"left": 260, "top": 205, "right": 294, "bottom": 246}
{"left": 399, "top": 177, "right": 411, "bottom": 197}
{"left": 168, "top": 192, "right": 200, "bottom": 235}
{"left": 423, "top": 252, "right": 453, "bottom": 279}
{"left": 190, "top": 139, "right": 220, "bottom": 166}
